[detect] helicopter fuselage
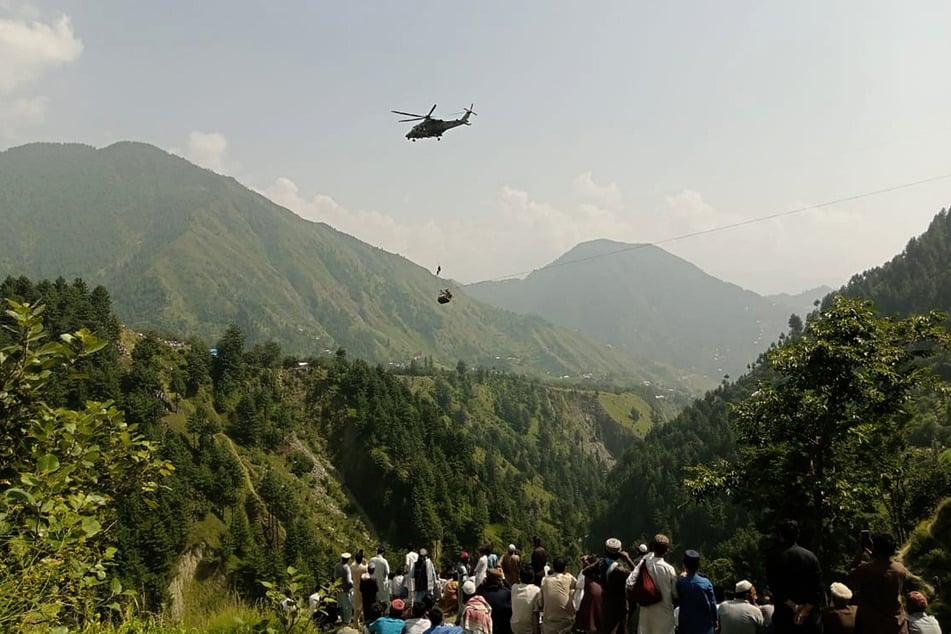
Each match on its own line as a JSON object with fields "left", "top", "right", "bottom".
{"left": 405, "top": 112, "right": 471, "bottom": 140}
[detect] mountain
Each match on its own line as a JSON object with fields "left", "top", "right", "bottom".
{"left": 0, "top": 142, "right": 684, "bottom": 385}
{"left": 767, "top": 285, "right": 833, "bottom": 317}
{"left": 590, "top": 206, "right": 951, "bottom": 580}
{"left": 466, "top": 239, "right": 797, "bottom": 379}
{"left": 838, "top": 208, "right": 951, "bottom": 318}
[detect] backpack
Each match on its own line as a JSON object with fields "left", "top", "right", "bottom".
{"left": 414, "top": 557, "right": 430, "bottom": 589}
{"left": 628, "top": 561, "right": 662, "bottom": 606}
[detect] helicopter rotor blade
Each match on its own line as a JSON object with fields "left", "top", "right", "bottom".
{"left": 392, "top": 110, "right": 427, "bottom": 118}
{"left": 399, "top": 117, "right": 426, "bottom": 122}
{"left": 427, "top": 104, "right": 437, "bottom": 117}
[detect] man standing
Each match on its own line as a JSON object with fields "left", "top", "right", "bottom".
{"left": 511, "top": 566, "right": 542, "bottom": 634}
{"left": 718, "top": 580, "right": 765, "bottom": 634}
{"left": 406, "top": 544, "right": 420, "bottom": 605}
{"left": 335, "top": 552, "right": 355, "bottom": 625}
{"left": 538, "top": 557, "right": 577, "bottom": 634}
{"left": 766, "top": 520, "right": 823, "bottom": 634}
{"left": 626, "top": 534, "right": 678, "bottom": 634}
{"left": 371, "top": 546, "right": 391, "bottom": 605}
{"left": 531, "top": 537, "right": 548, "bottom": 587}
{"left": 501, "top": 544, "right": 522, "bottom": 586}
{"left": 412, "top": 548, "right": 440, "bottom": 605}
{"left": 599, "top": 538, "right": 633, "bottom": 634}
{"left": 675, "top": 550, "right": 717, "bottom": 634}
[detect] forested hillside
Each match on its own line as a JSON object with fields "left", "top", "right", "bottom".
{"left": 0, "top": 275, "right": 679, "bottom": 630}
{"left": 466, "top": 239, "right": 797, "bottom": 379}
{"left": 0, "top": 142, "right": 689, "bottom": 386}
{"left": 591, "top": 207, "right": 951, "bottom": 603}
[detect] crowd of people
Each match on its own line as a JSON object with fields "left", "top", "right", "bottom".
{"left": 309, "top": 521, "right": 941, "bottom": 634}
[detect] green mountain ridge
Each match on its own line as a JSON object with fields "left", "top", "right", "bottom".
{"left": 591, "top": 207, "right": 951, "bottom": 614}
{"left": 466, "top": 239, "right": 799, "bottom": 379}
{"left": 0, "top": 141, "right": 692, "bottom": 388}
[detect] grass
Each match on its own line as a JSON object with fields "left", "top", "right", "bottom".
{"left": 597, "top": 391, "right": 653, "bottom": 437}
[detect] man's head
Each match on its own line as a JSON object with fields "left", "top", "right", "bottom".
{"left": 411, "top": 601, "right": 427, "bottom": 618}
{"left": 508, "top": 543, "right": 517, "bottom": 554}
{"left": 871, "top": 533, "right": 897, "bottom": 559}
{"left": 390, "top": 598, "right": 405, "bottom": 617}
{"left": 519, "top": 564, "right": 534, "bottom": 584}
{"left": 429, "top": 607, "right": 445, "bottom": 627}
{"left": 486, "top": 567, "right": 504, "bottom": 587}
{"left": 830, "top": 582, "right": 853, "bottom": 608}
{"left": 652, "top": 534, "right": 670, "bottom": 556}
{"left": 777, "top": 519, "right": 800, "bottom": 545}
{"left": 368, "top": 563, "right": 376, "bottom": 574}
{"left": 377, "top": 546, "right": 386, "bottom": 555}
{"left": 341, "top": 552, "right": 352, "bottom": 562}
{"left": 462, "top": 579, "right": 477, "bottom": 600}
{"left": 605, "top": 537, "right": 622, "bottom": 557}
{"left": 553, "top": 556, "right": 568, "bottom": 573}
{"left": 734, "top": 580, "right": 754, "bottom": 602}
{"left": 419, "top": 547, "right": 429, "bottom": 559}
{"left": 907, "top": 591, "right": 928, "bottom": 613}
{"left": 460, "top": 551, "right": 469, "bottom": 562}
{"left": 683, "top": 549, "right": 701, "bottom": 573}
{"left": 533, "top": 536, "right": 542, "bottom": 547}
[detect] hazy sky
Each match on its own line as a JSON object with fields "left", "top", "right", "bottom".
{"left": 3, "top": 0, "right": 951, "bottom": 294}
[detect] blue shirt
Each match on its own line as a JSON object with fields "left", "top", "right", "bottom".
{"left": 368, "top": 617, "right": 406, "bottom": 634}
{"left": 676, "top": 572, "right": 717, "bottom": 634}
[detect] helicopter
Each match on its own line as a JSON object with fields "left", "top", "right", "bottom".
{"left": 391, "top": 104, "right": 477, "bottom": 141}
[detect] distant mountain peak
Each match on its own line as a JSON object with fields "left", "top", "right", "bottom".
{"left": 468, "top": 240, "right": 790, "bottom": 379}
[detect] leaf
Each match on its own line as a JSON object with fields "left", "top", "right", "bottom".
{"left": 81, "top": 516, "right": 102, "bottom": 537}
{"left": 4, "top": 487, "right": 36, "bottom": 505}
{"left": 37, "top": 454, "right": 60, "bottom": 473}
{"left": 110, "top": 576, "right": 122, "bottom": 595}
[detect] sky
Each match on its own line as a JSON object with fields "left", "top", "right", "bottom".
{"left": 2, "top": 0, "right": 951, "bottom": 295}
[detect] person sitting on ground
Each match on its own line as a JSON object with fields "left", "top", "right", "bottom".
{"left": 906, "top": 592, "right": 941, "bottom": 634}
{"left": 461, "top": 579, "right": 494, "bottom": 634}
{"left": 822, "top": 582, "right": 857, "bottom": 634}
{"left": 404, "top": 599, "right": 433, "bottom": 634}
{"left": 719, "top": 580, "right": 765, "bottom": 634}
{"left": 369, "top": 598, "right": 409, "bottom": 634}
{"left": 425, "top": 606, "right": 464, "bottom": 634}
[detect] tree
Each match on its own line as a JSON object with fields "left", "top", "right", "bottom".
{"left": 212, "top": 324, "right": 246, "bottom": 405}
{"left": 686, "top": 296, "right": 951, "bottom": 566}
{"left": 0, "top": 299, "right": 173, "bottom": 629}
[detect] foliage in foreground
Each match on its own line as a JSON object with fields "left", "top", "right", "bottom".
{"left": 686, "top": 296, "right": 951, "bottom": 567}
{"left": 0, "top": 299, "right": 173, "bottom": 631}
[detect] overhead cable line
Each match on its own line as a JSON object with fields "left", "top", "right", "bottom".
{"left": 488, "top": 171, "right": 951, "bottom": 282}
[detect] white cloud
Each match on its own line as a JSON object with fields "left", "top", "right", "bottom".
{"left": 573, "top": 171, "right": 622, "bottom": 209}
{"left": 259, "top": 171, "right": 900, "bottom": 295}
{"left": 259, "top": 174, "right": 641, "bottom": 284}
{"left": 184, "top": 130, "right": 229, "bottom": 174}
{"left": 0, "top": 3, "right": 82, "bottom": 138}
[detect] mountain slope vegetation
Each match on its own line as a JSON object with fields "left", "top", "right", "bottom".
{"left": 466, "top": 239, "right": 797, "bottom": 379}
{"left": 0, "top": 275, "right": 682, "bottom": 628}
{"left": 591, "top": 208, "right": 951, "bottom": 603}
{"left": 0, "top": 142, "right": 683, "bottom": 385}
